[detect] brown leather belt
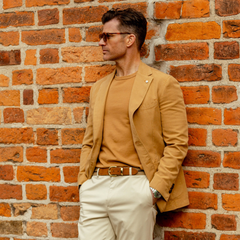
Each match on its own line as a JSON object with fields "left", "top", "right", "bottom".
{"left": 93, "top": 167, "right": 144, "bottom": 177}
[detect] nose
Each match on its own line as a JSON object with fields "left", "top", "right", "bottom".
{"left": 99, "top": 38, "right": 106, "bottom": 46}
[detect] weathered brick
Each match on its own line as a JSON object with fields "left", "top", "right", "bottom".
{"left": 50, "top": 148, "right": 81, "bottom": 163}
{"left": 3, "top": 0, "right": 22, "bottom": 9}
{"left": 17, "top": 166, "right": 60, "bottom": 182}
{"left": 62, "top": 46, "right": 103, "bottom": 63}
{"left": 63, "top": 166, "right": 79, "bottom": 183}
{"left": 38, "top": 88, "right": 59, "bottom": 104}
{"left": 222, "top": 194, "right": 240, "bottom": 211}
{"left": 37, "top": 128, "right": 58, "bottom": 145}
{"left": 63, "top": 87, "right": 90, "bottom": 103}
{"left": 212, "top": 129, "right": 238, "bottom": 147}
{"left": 0, "top": 50, "right": 21, "bottom": 66}
{"left": 0, "top": 184, "right": 22, "bottom": 200}
{"left": 0, "top": 128, "right": 34, "bottom": 144}
{"left": 85, "top": 65, "right": 115, "bottom": 83}
{"left": 32, "top": 204, "right": 58, "bottom": 219}
{"left": 188, "top": 192, "right": 217, "bottom": 210}
{"left": 62, "top": 128, "right": 85, "bottom": 145}
{"left": 155, "top": 43, "right": 209, "bottom": 61}
{"left": 212, "top": 86, "right": 237, "bottom": 104}
{"left": 0, "top": 12, "right": 34, "bottom": 28}
{"left": 184, "top": 170, "right": 210, "bottom": 188}
{"left": 113, "top": 2, "right": 147, "bottom": 16}
{"left": 69, "top": 28, "right": 82, "bottom": 42}
{"left": 221, "top": 234, "right": 240, "bottom": 240}
{"left": 40, "top": 48, "right": 59, "bottom": 64}
{"left": 26, "top": 184, "right": 47, "bottom": 200}
{"left": 60, "top": 206, "right": 80, "bottom": 221}
{"left": 86, "top": 25, "right": 102, "bottom": 42}
{"left": 212, "top": 214, "right": 236, "bottom": 231}
{"left": 38, "top": 8, "right": 59, "bottom": 26}
{"left": 26, "top": 222, "right": 47, "bottom": 237}
{"left": 224, "top": 108, "right": 240, "bottom": 125}
{"left": 214, "top": 173, "right": 238, "bottom": 190}
{"left": 0, "top": 31, "right": 19, "bottom": 46}
{"left": 0, "top": 221, "right": 23, "bottom": 235}
{"left": 188, "top": 128, "right": 207, "bottom": 146}
{"left": 25, "top": 49, "right": 37, "bottom": 66}
{"left": 22, "top": 29, "right": 65, "bottom": 45}
{"left": 166, "top": 22, "right": 220, "bottom": 41}
{"left": 26, "top": 0, "right": 70, "bottom": 7}
{"left": 0, "top": 203, "right": 11, "bottom": 217}
{"left": 165, "top": 231, "right": 216, "bottom": 240}
{"left": 0, "top": 165, "right": 14, "bottom": 180}
{"left": 183, "top": 150, "right": 221, "bottom": 168}
{"left": 51, "top": 223, "right": 78, "bottom": 238}
{"left": 223, "top": 20, "right": 240, "bottom": 38}
{"left": 50, "top": 186, "right": 79, "bottom": 202}
{"left": 146, "top": 22, "right": 161, "bottom": 40}
{"left": 157, "top": 212, "right": 206, "bottom": 229}
{"left": 36, "top": 66, "right": 82, "bottom": 85}
{"left": 12, "top": 69, "right": 33, "bottom": 85}
{"left": 229, "top": 64, "right": 240, "bottom": 81}
{"left": 75, "top": 0, "right": 94, "bottom": 2}
{"left": 215, "top": 0, "right": 240, "bottom": 16}
{"left": 0, "top": 146, "right": 23, "bottom": 162}
{"left": 26, "top": 147, "right": 47, "bottom": 163}
{"left": 3, "top": 108, "right": 24, "bottom": 123}
{"left": 27, "top": 107, "right": 71, "bottom": 125}
{"left": 12, "top": 203, "right": 31, "bottom": 216}
{"left": 73, "top": 107, "right": 84, "bottom": 123}
{"left": 181, "top": 86, "right": 209, "bottom": 104}
{"left": 0, "top": 74, "right": 9, "bottom": 87}
{"left": 154, "top": 1, "right": 182, "bottom": 19}
{"left": 182, "top": 0, "right": 210, "bottom": 18}
{"left": 223, "top": 152, "right": 240, "bottom": 169}
{"left": 214, "top": 41, "right": 239, "bottom": 59}
{"left": 23, "top": 89, "right": 34, "bottom": 105}
{"left": 63, "top": 6, "right": 108, "bottom": 25}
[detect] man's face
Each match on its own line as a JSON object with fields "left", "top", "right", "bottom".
{"left": 99, "top": 18, "right": 129, "bottom": 62}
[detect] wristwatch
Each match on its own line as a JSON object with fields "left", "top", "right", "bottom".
{"left": 150, "top": 187, "right": 162, "bottom": 198}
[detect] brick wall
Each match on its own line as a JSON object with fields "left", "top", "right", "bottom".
{"left": 0, "top": 0, "right": 240, "bottom": 239}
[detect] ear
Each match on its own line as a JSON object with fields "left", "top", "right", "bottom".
{"left": 126, "top": 34, "right": 136, "bottom": 48}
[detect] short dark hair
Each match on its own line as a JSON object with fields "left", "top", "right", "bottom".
{"left": 102, "top": 8, "right": 147, "bottom": 51}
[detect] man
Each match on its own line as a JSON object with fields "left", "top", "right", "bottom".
{"left": 78, "top": 8, "right": 189, "bottom": 240}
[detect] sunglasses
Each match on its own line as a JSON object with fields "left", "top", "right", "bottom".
{"left": 99, "top": 32, "right": 131, "bottom": 42}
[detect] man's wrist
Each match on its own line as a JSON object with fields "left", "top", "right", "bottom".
{"left": 150, "top": 187, "right": 161, "bottom": 199}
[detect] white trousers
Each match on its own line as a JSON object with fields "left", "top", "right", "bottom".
{"left": 78, "top": 175, "right": 157, "bottom": 240}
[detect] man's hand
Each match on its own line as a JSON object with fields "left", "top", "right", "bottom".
{"left": 150, "top": 189, "right": 158, "bottom": 205}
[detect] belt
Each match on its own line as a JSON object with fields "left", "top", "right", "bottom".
{"left": 93, "top": 167, "right": 145, "bottom": 177}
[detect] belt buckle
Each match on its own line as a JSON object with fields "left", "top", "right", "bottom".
{"left": 108, "top": 166, "right": 123, "bottom": 177}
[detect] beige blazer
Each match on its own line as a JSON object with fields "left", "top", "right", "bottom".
{"left": 78, "top": 61, "right": 189, "bottom": 212}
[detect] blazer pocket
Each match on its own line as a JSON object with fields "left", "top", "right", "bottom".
{"left": 140, "top": 98, "right": 158, "bottom": 110}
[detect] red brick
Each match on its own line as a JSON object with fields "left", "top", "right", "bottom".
{"left": 12, "top": 69, "right": 33, "bottom": 85}
{"left": 214, "top": 173, "right": 238, "bottom": 190}
{"left": 85, "top": 65, "right": 115, "bottom": 83}
{"left": 166, "top": 22, "right": 220, "bottom": 41}
{"left": 0, "top": 203, "right": 11, "bottom": 217}
{"left": 73, "top": 107, "right": 84, "bottom": 123}
{"left": 0, "top": 12, "right": 34, "bottom": 28}
{"left": 155, "top": 43, "right": 209, "bottom": 61}
{"left": 75, "top": 0, "right": 94, "bottom": 2}
{"left": 62, "top": 128, "right": 85, "bottom": 145}
{"left": 0, "top": 146, "right": 23, "bottom": 163}
{"left": 223, "top": 20, "right": 240, "bottom": 38}
{"left": 17, "top": 166, "right": 60, "bottom": 182}
{"left": 212, "top": 86, "right": 237, "bottom": 104}
{"left": 86, "top": 25, "right": 102, "bottom": 42}
{"left": 25, "top": 49, "right": 37, "bottom": 66}
{"left": 188, "top": 128, "right": 207, "bottom": 146}
{"left": 157, "top": 212, "right": 206, "bottom": 229}
{"left": 60, "top": 206, "right": 80, "bottom": 221}
{"left": 50, "top": 148, "right": 81, "bottom": 163}
{"left": 23, "top": 89, "right": 34, "bottom": 105}
{"left": 38, "top": 8, "right": 59, "bottom": 26}
{"left": 37, "top": 67, "right": 82, "bottom": 85}
{"left": 40, "top": 48, "right": 59, "bottom": 64}
{"left": 0, "top": 31, "right": 19, "bottom": 46}
{"left": 0, "top": 221, "right": 23, "bottom": 235}
{"left": 26, "top": 222, "right": 47, "bottom": 237}
{"left": 32, "top": 204, "right": 58, "bottom": 219}
{"left": 50, "top": 186, "right": 79, "bottom": 202}
{"left": 112, "top": 3, "right": 147, "bottom": 17}
{"left": 212, "top": 129, "right": 238, "bottom": 147}
{"left": 182, "top": 0, "right": 210, "bottom": 18}
{"left": 0, "top": 184, "right": 22, "bottom": 200}
{"left": 181, "top": 86, "right": 209, "bottom": 104}
{"left": 212, "top": 214, "right": 236, "bottom": 231}
{"left": 37, "top": 128, "right": 58, "bottom": 145}
{"left": 26, "top": 0, "right": 70, "bottom": 7}
{"left": 63, "top": 166, "right": 79, "bottom": 183}
{"left": 3, "top": 0, "right": 22, "bottom": 9}
{"left": 38, "top": 88, "right": 59, "bottom": 104}
{"left": 221, "top": 234, "right": 240, "bottom": 240}
{"left": 26, "top": 147, "right": 47, "bottom": 163}
{"left": 183, "top": 150, "right": 221, "bottom": 168}
{"left": 215, "top": 0, "right": 240, "bottom": 16}
{"left": 26, "top": 184, "right": 47, "bottom": 200}
{"left": 0, "top": 74, "right": 9, "bottom": 87}
{"left": 51, "top": 223, "right": 78, "bottom": 238}
{"left": 187, "top": 107, "right": 221, "bottom": 125}
{"left": 63, "top": 6, "right": 108, "bottom": 25}
{"left": 0, "top": 128, "right": 34, "bottom": 144}
{"left": 140, "top": 43, "right": 150, "bottom": 59}
{"left": 214, "top": 41, "right": 239, "bottom": 59}
{"left": 0, "top": 238, "right": 10, "bottom": 240}
{"left": 0, "top": 165, "right": 13, "bottom": 180}
{"left": 69, "top": 28, "right": 82, "bottom": 42}
{"left": 188, "top": 192, "right": 217, "bottom": 210}
{"left": 184, "top": 170, "right": 210, "bottom": 188}
{"left": 146, "top": 22, "right": 161, "bottom": 40}
{"left": 222, "top": 194, "right": 240, "bottom": 211}
{"left": 224, "top": 108, "right": 240, "bottom": 125}
{"left": 63, "top": 87, "right": 90, "bottom": 103}
{"left": 0, "top": 50, "right": 21, "bottom": 66}
{"left": 22, "top": 29, "right": 65, "bottom": 45}
{"left": 223, "top": 152, "right": 240, "bottom": 169}
{"left": 229, "top": 64, "right": 240, "bottom": 81}
{"left": 165, "top": 231, "right": 215, "bottom": 240}
{"left": 3, "top": 108, "right": 24, "bottom": 123}
{"left": 154, "top": 1, "right": 182, "bottom": 19}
